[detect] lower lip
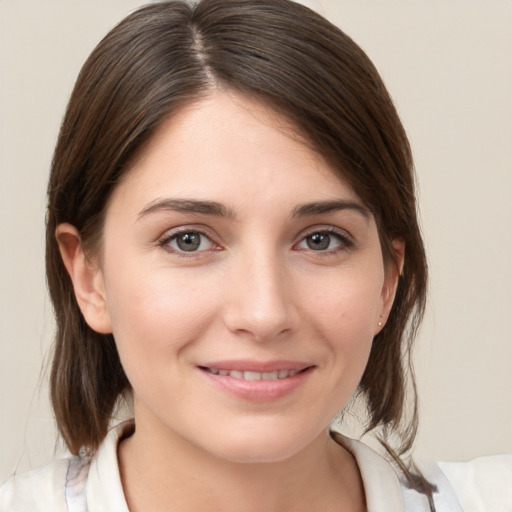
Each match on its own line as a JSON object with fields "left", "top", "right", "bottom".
{"left": 199, "top": 367, "right": 314, "bottom": 402}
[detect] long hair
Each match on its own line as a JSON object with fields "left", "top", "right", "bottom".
{"left": 47, "top": 0, "right": 430, "bottom": 501}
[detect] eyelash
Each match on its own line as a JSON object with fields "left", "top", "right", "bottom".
{"left": 294, "top": 227, "right": 355, "bottom": 254}
{"left": 158, "top": 228, "right": 219, "bottom": 257}
{"left": 157, "top": 226, "right": 355, "bottom": 257}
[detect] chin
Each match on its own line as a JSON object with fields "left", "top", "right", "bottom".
{"left": 201, "top": 422, "right": 325, "bottom": 465}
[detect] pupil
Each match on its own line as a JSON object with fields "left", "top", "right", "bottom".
{"left": 177, "top": 233, "right": 201, "bottom": 251}
{"left": 307, "top": 233, "right": 330, "bottom": 250}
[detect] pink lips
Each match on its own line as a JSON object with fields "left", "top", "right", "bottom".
{"left": 198, "top": 360, "right": 314, "bottom": 401}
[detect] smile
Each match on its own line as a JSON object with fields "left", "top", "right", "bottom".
{"left": 198, "top": 363, "right": 314, "bottom": 402}
{"left": 204, "top": 368, "right": 301, "bottom": 380}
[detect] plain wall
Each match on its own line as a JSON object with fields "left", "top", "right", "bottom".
{"left": 0, "top": 0, "right": 511, "bottom": 482}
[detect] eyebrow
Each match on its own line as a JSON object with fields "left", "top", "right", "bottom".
{"left": 137, "top": 198, "right": 371, "bottom": 222}
{"left": 137, "top": 199, "right": 236, "bottom": 220}
{"left": 292, "top": 200, "right": 371, "bottom": 219}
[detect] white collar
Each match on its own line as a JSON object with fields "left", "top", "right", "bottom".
{"left": 332, "top": 432, "right": 407, "bottom": 512}
{"left": 86, "top": 421, "right": 132, "bottom": 512}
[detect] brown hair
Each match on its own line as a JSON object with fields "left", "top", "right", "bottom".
{"left": 47, "top": 0, "right": 431, "bottom": 502}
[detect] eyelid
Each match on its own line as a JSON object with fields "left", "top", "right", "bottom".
{"left": 294, "top": 225, "right": 356, "bottom": 251}
{"left": 157, "top": 225, "right": 222, "bottom": 256}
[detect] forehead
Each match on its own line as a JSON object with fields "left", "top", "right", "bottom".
{"left": 109, "top": 91, "right": 362, "bottom": 217}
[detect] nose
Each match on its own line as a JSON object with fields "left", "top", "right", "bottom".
{"left": 223, "top": 249, "right": 299, "bottom": 342}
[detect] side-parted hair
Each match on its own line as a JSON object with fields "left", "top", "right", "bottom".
{"left": 46, "top": 0, "right": 431, "bottom": 502}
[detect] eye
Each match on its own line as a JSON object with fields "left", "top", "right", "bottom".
{"left": 163, "top": 230, "right": 215, "bottom": 253}
{"left": 296, "top": 230, "right": 352, "bottom": 252}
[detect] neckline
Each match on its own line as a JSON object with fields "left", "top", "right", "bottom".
{"left": 85, "top": 421, "right": 406, "bottom": 512}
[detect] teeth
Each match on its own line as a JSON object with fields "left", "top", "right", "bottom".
{"left": 207, "top": 368, "right": 301, "bottom": 380}
{"left": 244, "top": 371, "right": 262, "bottom": 381}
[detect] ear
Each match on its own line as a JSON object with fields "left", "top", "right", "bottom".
{"left": 377, "top": 239, "right": 405, "bottom": 331}
{"left": 56, "top": 223, "right": 112, "bottom": 334}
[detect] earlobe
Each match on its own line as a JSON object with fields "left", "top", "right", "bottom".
{"left": 55, "top": 223, "right": 112, "bottom": 334}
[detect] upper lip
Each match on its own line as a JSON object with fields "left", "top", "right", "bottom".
{"left": 198, "top": 360, "right": 313, "bottom": 373}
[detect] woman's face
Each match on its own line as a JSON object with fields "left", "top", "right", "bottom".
{"left": 88, "top": 91, "right": 399, "bottom": 463}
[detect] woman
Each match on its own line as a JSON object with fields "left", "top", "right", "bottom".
{"left": 1, "top": 1, "right": 509, "bottom": 510}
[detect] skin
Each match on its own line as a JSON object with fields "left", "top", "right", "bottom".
{"left": 57, "top": 91, "right": 402, "bottom": 512}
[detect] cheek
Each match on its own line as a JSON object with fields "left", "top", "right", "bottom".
{"left": 103, "top": 264, "right": 219, "bottom": 368}
{"left": 305, "top": 270, "right": 384, "bottom": 339}
{"left": 303, "top": 270, "right": 384, "bottom": 392}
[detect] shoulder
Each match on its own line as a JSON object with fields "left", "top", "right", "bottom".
{"left": 438, "top": 453, "right": 512, "bottom": 511}
{"left": 0, "top": 456, "right": 71, "bottom": 512}
{"left": 333, "top": 431, "right": 512, "bottom": 512}
{"left": 0, "top": 420, "right": 132, "bottom": 512}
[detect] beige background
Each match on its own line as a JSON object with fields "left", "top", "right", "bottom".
{"left": 1, "top": 0, "right": 511, "bottom": 482}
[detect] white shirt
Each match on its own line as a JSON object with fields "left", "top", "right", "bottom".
{"left": 1, "top": 421, "right": 511, "bottom": 511}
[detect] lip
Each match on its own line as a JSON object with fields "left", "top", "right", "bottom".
{"left": 198, "top": 360, "right": 314, "bottom": 402}
{"left": 199, "top": 359, "right": 312, "bottom": 373}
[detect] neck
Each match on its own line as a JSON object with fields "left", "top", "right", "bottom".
{"left": 118, "top": 419, "right": 365, "bottom": 512}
